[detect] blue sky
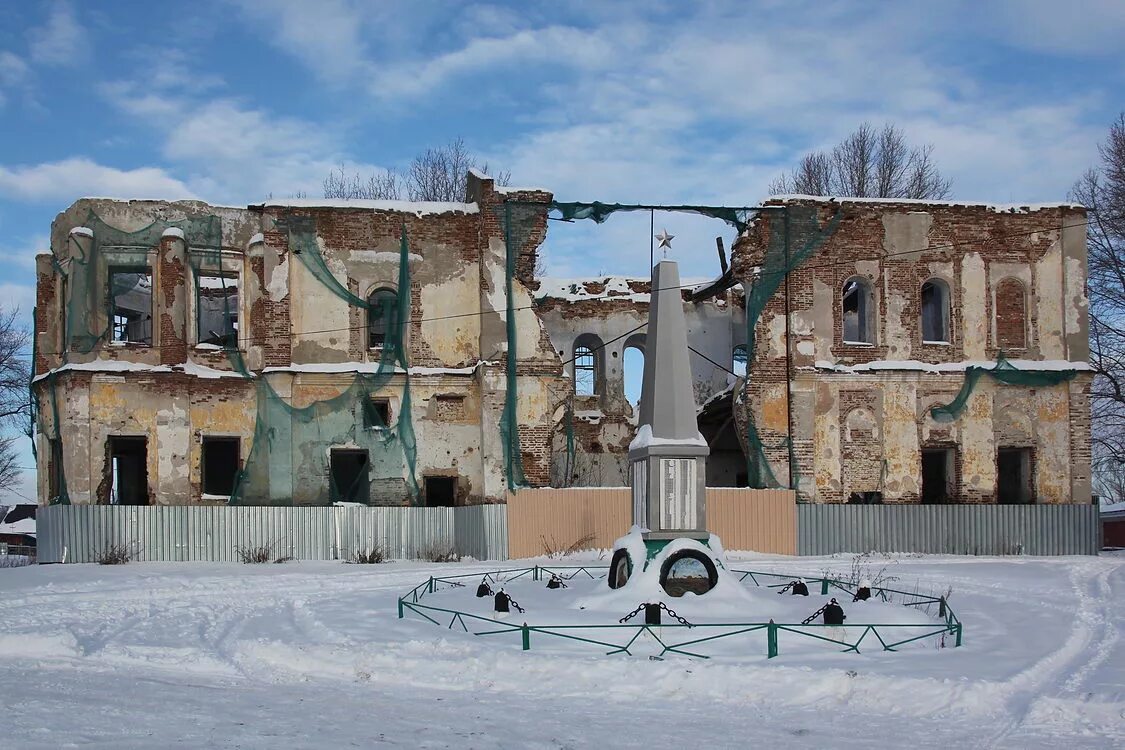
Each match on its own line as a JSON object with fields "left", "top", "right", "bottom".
{"left": 1, "top": 0, "right": 1123, "bottom": 501}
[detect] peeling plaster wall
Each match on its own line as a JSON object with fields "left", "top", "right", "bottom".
{"left": 34, "top": 177, "right": 564, "bottom": 506}
{"left": 734, "top": 199, "right": 1091, "bottom": 504}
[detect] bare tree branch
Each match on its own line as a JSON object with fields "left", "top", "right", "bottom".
{"left": 769, "top": 122, "right": 952, "bottom": 200}
{"left": 324, "top": 138, "right": 511, "bottom": 202}
{"left": 1072, "top": 113, "right": 1125, "bottom": 503}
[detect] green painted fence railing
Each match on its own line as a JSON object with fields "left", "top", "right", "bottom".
{"left": 397, "top": 565, "right": 962, "bottom": 659}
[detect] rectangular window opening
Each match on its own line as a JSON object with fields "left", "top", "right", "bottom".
{"left": 198, "top": 272, "right": 239, "bottom": 347}
{"left": 921, "top": 448, "right": 956, "bottom": 504}
{"left": 202, "top": 437, "right": 240, "bottom": 497}
{"left": 330, "top": 448, "right": 369, "bottom": 504}
{"left": 109, "top": 268, "right": 153, "bottom": 345}
{"left": 363, "top": 398, "right": 392, "bottom": 430}
{"left": 105, "top": 436, "right": 149, "bottom": 506}
{"left": 424, "top": 475, "right": 457, "bottom": 507}
{"left": 997, "top": 447, "right": 1033, "bottom": 504}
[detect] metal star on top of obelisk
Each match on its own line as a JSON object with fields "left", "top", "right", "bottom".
{"left": 655, "top": 228, "right": 674, "bottom": 257}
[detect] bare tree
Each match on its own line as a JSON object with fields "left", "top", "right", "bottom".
{"left": 1072, "top": 113, "right": 1125, "bottom": 504}
{"left": 0, "top": 307, "right": 30, "bottom": 497}
{"left": 324, "top": 137, "right": 511, "bottom": 202}
{"left": 769, "top": 123, "right": 952, "bottom": 200}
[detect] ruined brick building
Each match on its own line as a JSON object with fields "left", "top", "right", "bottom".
{"left": 33, "top": 173, "right": 565, "bottom": 507}
{"left": 32, "top": 176, "right": 1092, "bottom": 507}
{"left": 731, "top": 197, "right": 1091, "bottom": 504}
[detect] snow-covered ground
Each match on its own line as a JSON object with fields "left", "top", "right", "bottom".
{"left": 1, "top": 552, "right": 1122, "bottom": 748}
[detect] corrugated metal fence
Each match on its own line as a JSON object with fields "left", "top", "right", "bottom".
{"left": 36, "top": 504, "right": 508, "bottom": 563}
{"left": 36, "top": 500, "right": 1102, "bottom": 562}
{"left": 797, "top": 503, "right": 1102, "bottom": 556}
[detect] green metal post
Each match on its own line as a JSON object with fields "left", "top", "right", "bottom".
{"left": 767, "top": 620, "right": 778, "bottom": 658}
{"left": 533, "top": 565, "right": 539, "bottom": 581}
{"left": 939, "top": 596, "right": 946, "bottom": 618}
{"left": 397, "top": 598, "right": 404, "bottom": 619}
{"left": 521, "top": 624, "right": 531, "bottom": 651}
{"left": 955, "top": 623, "right": 962, "bottom": 647}
{"left": 428, "top": 576, "right": 434, "bottom": 594}
{"left": 821, "top": 578, "right": 829, "bottom": 595}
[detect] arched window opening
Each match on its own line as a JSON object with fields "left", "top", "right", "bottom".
{"left": 921, "top": 279, "right": 950, "bottom": 343}
{"left": 574, "top": 346, "right": 596, "bottom": 395}
{"left": 732, "top": 344, "right": 748, "bottom": 377}
{"left": 367, "top": 288, "right": 398, "bottom": 349}
{"left": 623, "top": 335, "right": 646, "bottom": 409}
{"left": 995, "top": 278, "right": 1027, "bottom": 350}
{"left": 842, "top": 277, "right": 874, "bottom": 344}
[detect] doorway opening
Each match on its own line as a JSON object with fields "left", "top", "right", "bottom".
{"left": 997, "top": 448, "right": 1033, "bottom": 504}
{"left": 921, "top": 448, "right": 956, "bottom": 504}
{"left": 105, "top": 436, "right": 149, "bottom": 505}
{"left": 330, "top": 449, "right": 369, "bottom": 504}
{"left": 424, "top": 475, "right": 456, "bottom": 507}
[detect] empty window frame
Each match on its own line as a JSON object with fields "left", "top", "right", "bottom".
{"left": 201, "top": 437, "right": 240, "bottom": 497}
{"left": 363, "top": 398, "right": 392, "bottom": 430}
{"left": 842, "top": 277, "right": 874, "bottom": 344}
{"left": 109, "top": 267, "right": 153, "bottom": 345}
{"left": 920, "top": 278, "right": 951, "bottom": 343}
{"left": 732, "top": 344, "right": 748, "bottom": 377}
{"left": 197, "top": 272, "right": 239, "bottom": 347}
{"left": 997, "top": 447, "right": 1033, "bottom": 504}
{"left": 573, "top": 345, "right": 596, "bottom": 396}
{"left": 995, "top": 278, "right": 1027, "bottom": 350}
{"left": 367, "top": 288, "right": 398, "bottom": 349}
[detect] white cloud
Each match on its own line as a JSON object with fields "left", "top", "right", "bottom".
{"left": 0, "top": 51, "right": 31, "bottom": 107}
{"left": 0, "top": 282, "right": 38, "bottom": 319}
{"left": 0, "top": 158, "right": 196, "bottom": 202}
{"left": 0, "top": 235, "right": 49, "bottom": 271}
{"left": 230, "top": 0, "right": 377, "bottom": 82}
{"left": 28, "top": 2, "right": 84, "bottom": 66}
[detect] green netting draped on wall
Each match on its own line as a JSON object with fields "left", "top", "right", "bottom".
{"left": 741, "top": 206, "right": 843, "bottom": 489}
{"left": 41, "top": 209, "right": 421, "bottom": 505}
{"left": 929, "top": 355, "right": 1078, "bottom": 422}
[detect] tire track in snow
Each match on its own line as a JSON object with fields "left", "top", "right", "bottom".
{"left": 983, "top": 561, "right": 1119, "bottom": 748}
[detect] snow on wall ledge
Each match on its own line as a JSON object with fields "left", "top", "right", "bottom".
{"left": 253, "top": 198, "right": 480, "bottom": 215}
{"left": 811, "top": 358, "right": 1091, "bottom": 374}
{"left": 766, "top": 194, "right": 1084, "bottom": 213}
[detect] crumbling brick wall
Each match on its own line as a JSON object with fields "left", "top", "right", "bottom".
{"left": 733, "top": 197, "right": 1091, "bottom": 504}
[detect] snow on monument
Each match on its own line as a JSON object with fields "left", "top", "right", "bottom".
{"left": 607, "top": 236, "right": 726, "bottom": 598}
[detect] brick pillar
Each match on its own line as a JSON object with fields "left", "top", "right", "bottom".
{"left": 158, "top": 232, "right": 188, "bottom": 366}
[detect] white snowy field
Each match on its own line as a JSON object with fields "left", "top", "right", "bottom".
{"left": 0, "top": 552, "right": 1122, "bottom": 749}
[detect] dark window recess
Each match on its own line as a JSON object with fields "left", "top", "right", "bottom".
{"left": 921, "top": 279, "right": 949, "bottom": 343}
{"left": 110, "top": 268, "right": 153, "bottom": 345}
{"left": 363, "top": 398, "right": 391, "bottom": 429}
{"left": 49, "top": 438, "right": 64, "bottom": 502}
{"left": 997, "top": 448, "right": 1033, "bottom": 504}
{"left": 202, "top": 437, "right": 240, "bottom": 496}
{"left": 842, "top": 278, "right": 873, "bottom": 344}
{"left": 197, "top": 273, "right": 239, "bottom": 347}
{"left": 331, "top": 449, "right": 369, "bottom": 504}
{"left": 921, "top": 448, "right": 955, "bottom": 504}
{"left": 424, "top": 476, "right": 456, "bottom": 507}
{"left": 367, "top": 288, "right": 398, "bottom": 349}
{"left": 106, "top": 436, "right": 149, "bottom": 506}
